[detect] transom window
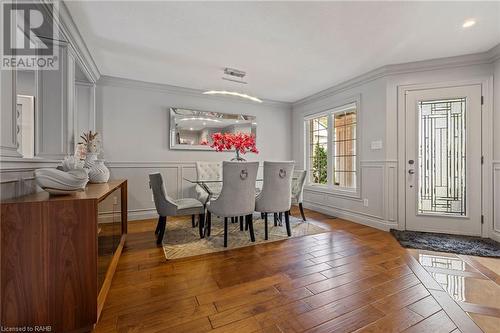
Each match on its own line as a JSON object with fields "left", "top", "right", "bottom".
{"left": 305, "top": 102, "right": 358, "bottom": 191}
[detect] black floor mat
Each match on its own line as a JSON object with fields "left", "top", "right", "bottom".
{"left": 390, "top": 229, "right": 500, "bottom": 258}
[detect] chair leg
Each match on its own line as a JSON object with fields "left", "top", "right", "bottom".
{"left": 156, "top": 216, "right": 167, "bottom": 245}
{"left": 207, "top": 211, "right": 212, "bottom": 237}
{"left": 155, "top": 216, "right": 161, "bottom": 235}
{"left": 199, "top": 213, "right": 205, "bottom": 238}
{"left": 299, "top": 203, "right": 306, "bottom": 221}
{"left": 284, "top": 211, "right": 291, "bottom": 237}
{"left": 261, "top": 212, "right": 265, "bottom": 219}
{"left": 239, "top": 216, "right": 244, "bottom": 231}
{"left": 274, "top": 213, "right": 278, "bottom": 226}
{"left": 192, "top": 214, "right": 195, "bottom": 228}
{"left": 247, "top": 214, "right": 255, "bottom": 242}
{"left": 224, "top": 217, "right": 228, "bottom": 247}
{"left": 279, "top": 212, "right": 283, "bottom": 226}
{"left": 245, "top": 217, "right": 249, "bottom": 230}
{"left": 264, "top": 213, "right": 268, "bottom": 240}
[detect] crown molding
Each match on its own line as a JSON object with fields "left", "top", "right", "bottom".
{"left": 57, "top": 1, "right": 101, "bottom": 82}
{"left": 97, "top": 75, "right": 292, "bottom": 109}
{"left": 294, "top": 43, "right": 500, "bottom": 108}
{"left": 488, "top": 43, "right": 500, "bottom": 62}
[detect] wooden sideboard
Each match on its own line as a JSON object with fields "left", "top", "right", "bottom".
{"left": 1, "top": 179, "right": 127, "bottom": 333}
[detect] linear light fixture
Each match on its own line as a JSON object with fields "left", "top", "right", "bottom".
{"left": 462, "top": 19, "right": 476, "bottom": 28}
{"left": 203, "top": 90, "right": 262, "bottom": 103}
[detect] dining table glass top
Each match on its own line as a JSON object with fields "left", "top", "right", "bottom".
{"left": 183, "top": 177, "right": 297, "bottom": 184}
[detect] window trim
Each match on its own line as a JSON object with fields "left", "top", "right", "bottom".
{"left": 304, "top": 96, "right": 361, "bottom": 198}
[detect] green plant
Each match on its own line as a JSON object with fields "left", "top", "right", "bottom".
{"left": 312, "top": 143, "right": 327, "bottom": 184}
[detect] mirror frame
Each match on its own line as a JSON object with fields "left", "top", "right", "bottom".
{"left": 169, "top": 107, "right": 257, "bottom": 151}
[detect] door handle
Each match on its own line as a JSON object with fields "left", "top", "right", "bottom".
{"left": 408, "top": 169, "right": 415, "bottom": 175}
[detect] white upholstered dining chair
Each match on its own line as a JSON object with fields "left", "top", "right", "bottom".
{"left": 206, "top": 161, "right": 259, "bottom": 247}
{"left": 195, "top": 161, "right": 222, "bottom": 204}
{"left": 255, "top": 161, "right": 295, "bottom": 240}
{"left": 291, "top": 169, "right": 307, "bottom": 221}
{"left": 149, "top": 173, "right": 205, "bottom": 244}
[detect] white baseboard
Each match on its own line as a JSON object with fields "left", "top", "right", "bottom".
{"left": 128, "top": 208, "right": 158, "bottom": 221}
{"left": 303, "top": 201, "right": 398, "bottom": 232}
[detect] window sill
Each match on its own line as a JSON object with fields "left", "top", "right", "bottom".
{"left": 304, "top": 184, "right": 361, "bottom": 200}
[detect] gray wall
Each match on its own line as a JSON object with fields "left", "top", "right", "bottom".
{"left": 292, "top": 55, "right": 500, "bottom": 239}
{"left": 96, "top": 76, "right": 292, "bottom": 220}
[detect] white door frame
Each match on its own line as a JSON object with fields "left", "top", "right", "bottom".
{"left": 397, "top": 77, "right": 494, "bottom": 239}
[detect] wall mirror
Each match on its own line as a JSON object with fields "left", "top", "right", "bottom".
{"left": 169, "top": 107, "right": 257, "bottom": 150}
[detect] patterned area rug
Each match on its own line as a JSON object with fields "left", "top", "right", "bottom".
{"left": 162, "top": 213, "right": 329, "bottom": 260}
{"left": 391, "top": 229, "right": 500, "bottom": 258}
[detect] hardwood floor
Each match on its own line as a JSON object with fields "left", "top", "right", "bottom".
{"left": 93, "top": 207, "right": 499, "bottom": 333}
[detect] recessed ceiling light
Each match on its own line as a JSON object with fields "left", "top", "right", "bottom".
{"left": 462, "top": 19, "right": 476, "bottom": 28}
{"left": 203, "top": 90, "right": 262, "bottom": 103}
{"left": 189, "top": 128, "right": 193, "bottom": 131}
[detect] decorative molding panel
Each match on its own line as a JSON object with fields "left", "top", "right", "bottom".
{"left": 493, "top": 161, "right": 500, "bottom": 234}
{"left": 303, "top": 160, "right": 398, "bottom": 231}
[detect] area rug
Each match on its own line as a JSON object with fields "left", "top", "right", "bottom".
{"left": 162, "top": 213, "right": 329, "bottom": 260}
{"left": 390, "top": 229, "right": 500, "bottom": 258}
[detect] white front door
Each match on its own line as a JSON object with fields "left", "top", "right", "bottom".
{"left": 405, "top": 85, "right": 482, "bottom": 236}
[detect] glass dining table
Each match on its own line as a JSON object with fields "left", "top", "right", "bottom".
{"left": 183, "top": 177, "right": 267, "bottom": 205}
{"left": 183, "top": 176, "right": 296, "bottom": 236}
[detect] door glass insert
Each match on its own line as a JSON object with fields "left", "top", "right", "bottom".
{"left": 418, "top": 98, "right": 466, "bottom": 216}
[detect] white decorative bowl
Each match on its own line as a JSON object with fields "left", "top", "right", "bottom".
{"left": 35, "top": 168, "right": 89, "bottom": 194}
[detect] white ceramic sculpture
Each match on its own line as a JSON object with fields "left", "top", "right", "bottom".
{"left": 35, "top": 168, "right": 89, "bottom": 195}
{"left": 88, "top": 160, "right": 110, "bottom": 183}
{"left": 84, "top": 152, "right": 98, "bottom": 169}
{"left": 62, "top": 155, "right": 84, "bottom": 171}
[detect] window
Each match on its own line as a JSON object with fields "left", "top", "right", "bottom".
{"left": 308, "top": 115, "right": 328, "bottom": 184}
{"left": 305, "top": 102, "right": 358, "bottom": 191}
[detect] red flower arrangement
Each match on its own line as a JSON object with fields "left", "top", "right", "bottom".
{"left": 210, "top": 132, "right": 259, "bottom": 160}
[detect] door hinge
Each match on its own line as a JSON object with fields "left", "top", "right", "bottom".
{"left": 481, "top": 156, "right": 484, "bottom": 165}
{"left": 481, "top": 215, "right": 484, "bottom": 225}
{"left": 481, "top": 96, "right": 484, "bottom": 105}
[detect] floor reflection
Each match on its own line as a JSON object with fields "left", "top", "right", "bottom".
{"left": 418, "top": 254, "right": 465, "bottom": 302}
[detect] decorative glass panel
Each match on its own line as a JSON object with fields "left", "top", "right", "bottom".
{"left": 418, "top": 98, "right": 466, "bottom": 215}
{"left": 309, "top": 116, "right": 328, "bottom": 184}
{"left": 333, "top": 110, "right": 356, "bottom": 188}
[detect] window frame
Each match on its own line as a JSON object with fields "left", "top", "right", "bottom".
{"left": 304, "top": 98, "right": 361, "bottom": 198}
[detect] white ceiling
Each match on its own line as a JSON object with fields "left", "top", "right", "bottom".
{"left": 66, "top": 1, "right": 500, "bottom": 103}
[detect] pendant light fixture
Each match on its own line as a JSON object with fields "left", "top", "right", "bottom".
{"left": 203, "top": 68, "right": 262, "bottom": 103}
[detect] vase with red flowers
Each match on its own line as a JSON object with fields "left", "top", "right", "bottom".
{"left": 210, "top": 132, "right": 259, "bottom": 161}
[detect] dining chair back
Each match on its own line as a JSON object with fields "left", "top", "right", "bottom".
{"left": 291, "top": 169, "right": 307, "bottom": 221}
{"left": 206, "top": 161, "right": 259, "bottom": 247}
{"left": 255, "top": 161, "right": 295, "bottom": 239}
{"left": 195, "top": 161, "right": 222, "bottom": 203}
{"left": 149, "top": 172, "right": 176, "bottom": 216}
{"left": 149, "top": 172, "right": 205, "bottom": 244}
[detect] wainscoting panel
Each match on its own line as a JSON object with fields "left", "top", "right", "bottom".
{"left": 0, "top": 160, "right": 58, "bottom": 200}
{"left": 303, "top": 161, "right": 398, "bottom": 231}
{"left": 494, "top": 161, "right": 500, "bottom": 235}
{"left": 386, "top": 161, "right": 398, "bottom": 222}
{"left": 107, "top": 162, "right": 184, "bottom": 220}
